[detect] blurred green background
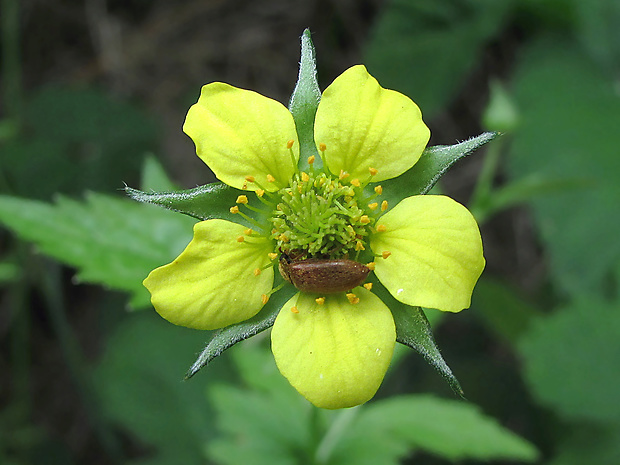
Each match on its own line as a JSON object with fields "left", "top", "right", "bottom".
{"left": 1, "top": 0, "right": 619, "bottom": 464}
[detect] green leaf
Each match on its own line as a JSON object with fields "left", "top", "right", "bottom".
{"left": 519, "top": 297, "right": 620, "bottom": 423}
{"left": 185, "top": 284, "right": 297, "bottom": 379}
{"left": 289, "top": 28, "right": 321, "bottom": 172}
{"left": 508, "top": 38, "right": 620, "bottom": 296}
{"left": 0, "top": 193, "right": 194, "bottom": 308}
{"left": 94, "top": 312, "right": 222, "bottom": 465}
{"left": 366, "top": 0, "right": 515, "bottom": 117}
{"left": 331, "top": 395, "right": 539, "bottom": 463}
{"left": 381, "top": 132, "right": 499, "bottom": 209}
{"left": 372, "top": 280, "right": 463, "bottom": 397}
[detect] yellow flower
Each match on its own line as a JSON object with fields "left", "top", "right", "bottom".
{"left": 144, "top": 65, "right": 485, "bottom": 409}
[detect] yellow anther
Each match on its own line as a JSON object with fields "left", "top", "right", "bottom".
{"left": 319, "top": 143, "right": 327, "bottom": 152}
{"left": 244, "top": 228, "right": 253, "bottom": 235}
{"left": 369, "top": 167, "right": 378, "bottom": 176}
{"left": 366, "top": 262, "right": 376, "bottom": 271}
{"left": 297, "top": 185, "right": 303, "bottom": 193}
{"left": 236, "top": 195, "right": 248, "bottom": 204}
{"left": 351, "top": 178, "right": 361, "bottom": 187}
{"left": 368, "top": 202, "right": 378, "bottom": 210}
{"left": 245, "top": 175, "right": 255, "bottom": 183}
{"left": 374, "top": 185, "right": 383, "bottom": 195}
{"left": 339, "top": 170, "right": 350, "bottom": 180}
{"left": 344, "top": 195, "right": 353, "bottom": 203}
{"left": 381, "top": 200, "right": 389, "bottom": 211}
{"left": 254, "top": 268, "right": 261, "bottom": 276}
{"left": 237, "top": 236, "right": 245, "bottom": 243}
{"left": 301, "top": 172, "right": 310, "bottom": 182}
{"left": 266, "top": 174, "right": 276, "bottom": 183}
{"left": 230, "top": 206, "right": 240, "bottom": 214}
{"left": 315, "top": 297, "right": 325, "bottom": 305}
{"left": 287, "top": 139, "right": 295, "bottom": 149}
{"left": 382, "top": 251, "right": 392, "bottom": 259}
{"left": 268, "top": 252, "right": 278, "bottom": 260}
{"left": 256, "top": 189, "right": 265, "bottom": 197}
{"left": 360, "top": 215, "right": 371, "bottom": 224}
{"left": 261, "top": 294, "right": 269, "bottom": 305}
{"left": 291, "top": 306, "right": 299, "bottom": 314}
{"left": 279, "top": 234, "right": 290, "bottom": 243}
{"left": 363, "top": 283, "right": 373, "bottom": 291}
{"left": 376, "top": 224, "right": 387, "bottom": 232}
{"left": 346, "top": 293, "right": 360, "bottom": 305}
{"left": 308, "top": 155, "right": 315, "bottom": 164}
{"left": 355, "top": 241, "right": 365, "bottom": 251}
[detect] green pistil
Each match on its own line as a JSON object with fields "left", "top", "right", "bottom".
{"left": 270, "top": 172, "right": 375, "bottom": 258}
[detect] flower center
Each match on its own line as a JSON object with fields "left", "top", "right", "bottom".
{"left": 270, "top": 171, "right": 373, "bottom": 259}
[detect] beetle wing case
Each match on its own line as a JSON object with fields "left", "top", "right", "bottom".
{"left": 280, "top": 258, "right": 370, "bottom": 294}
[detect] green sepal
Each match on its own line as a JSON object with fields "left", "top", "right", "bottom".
{"left": 288, "top": 28, "right": 321, "bottom": 172}
{"left": 185, "top": 283, "right": 297, "bottom": 379}
{"left": 380, "top": 132, "right": 500, "bottom": 206}
{"left": 373, "top": 279, "right": 464, "bottom": 397}
{"left": 125, "top": 182, "right": 242, "bottom": 223}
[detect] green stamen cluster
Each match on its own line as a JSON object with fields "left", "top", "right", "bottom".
{"left": 270, "top": 172, "right": 372, "bottom": 258}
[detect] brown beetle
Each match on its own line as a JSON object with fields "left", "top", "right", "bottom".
{"left": 279, "top": 254, "right": 370, "bottom": 294}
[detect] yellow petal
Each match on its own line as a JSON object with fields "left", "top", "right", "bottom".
{"left": 271, "top": 288, "right": 395, "bottom": 409}
{"left": 370, "top": 195, "right": 485, "bottom": 312}
{"left": 183, "top": 83, "right": 299, "bottom": 191}
{"left": 144, "top": 219, "right": 274, "bottom": 329}
{"left": 314, "top": 65, "right": 430, "bottom": 182}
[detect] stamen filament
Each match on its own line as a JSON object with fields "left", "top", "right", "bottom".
{"left": 230, "top": 208, "right": 265, "bottom": 231}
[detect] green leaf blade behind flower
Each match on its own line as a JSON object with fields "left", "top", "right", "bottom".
{"left": 372, "top": 281, "right": 464, "bottom": 397}
{"left": 289, "top": 28, "right": 321, "bottom": 171}
{"left": 380, "top": 132, "right": 500, "bottom": 206}
{"left": 0, "top": 193, "right": 194, "bottom": 309}
{"left": 332, "top": 395, "right": 539, "bottom": 463}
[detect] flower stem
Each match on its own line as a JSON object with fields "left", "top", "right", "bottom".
{"left": 469, "top": 137, "right": 504, "bottom": 223}
{"left": 314, "top": 406, "right": 361, "bottom": 464}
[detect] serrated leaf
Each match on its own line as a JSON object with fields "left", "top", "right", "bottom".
{"left": 331, "top": 395, "right": 539, "bottom": 463}
{"left": 519, "top": 298, "right": 620, "bottom": 423}
{"left": 0, "top": 193, "right": 194, "bottom": 308}
{"left": 289, "top": 28, "right": 321, "bottom": 172}
{"left": 372, "top": 280, "right": 463, "bottom": 397}
{"left": 185, "top": 284, "right": 297, "bottom": 379}
{"left": 380, "top": 132, "right": 499, "bottom": 208}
